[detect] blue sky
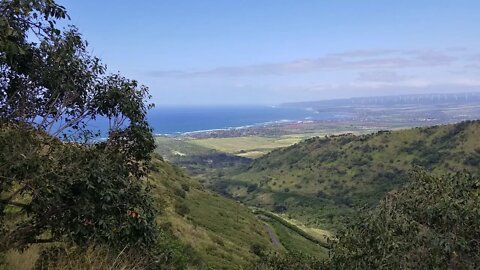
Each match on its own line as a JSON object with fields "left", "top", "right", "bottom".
{"left": 60, "top": 0, "right": 480, "bottom": 105}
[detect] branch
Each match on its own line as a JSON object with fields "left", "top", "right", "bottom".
{"left": 51, "top": 111, "right": 88, "bottom": 138}
{"left": 47, "top": 93, "right": 81, "bottom": 134}
{"left": 38, "top": 94, "right": 61, "bottom": 128}
{"left": 0, "top": 184, "right": 30, "bottom": 204}
{"left": 31, "top": 238, "right": 57, "bottom": 244}
{"left": 0, "top": 205, "right": 65, "bottom": 252}
{"left": 6, "top": 201, "right": 29, "bottom": 208}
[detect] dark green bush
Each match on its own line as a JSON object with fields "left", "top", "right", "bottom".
{"left": 175, "top": 203, "right": 190, "bottom": 217}
{"left": 330, "top": 171, "right": 480, "bottom": 269}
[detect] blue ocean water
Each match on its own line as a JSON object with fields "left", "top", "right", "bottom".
{"left": 145, "top": 106, "right": 329, "bottom": 134}
{"left": 81, "top": 105, "right": 336, "bottom": 136}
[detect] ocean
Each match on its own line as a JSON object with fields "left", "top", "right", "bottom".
{"left": 145, "top": 105, "right": 327, "bottom": 134}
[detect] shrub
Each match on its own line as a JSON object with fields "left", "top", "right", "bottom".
{"left": 175, "top": 203, "right": 190, "bottom": 217}
{"left": 181, "top": 183, "right": 190, "bottom": 192}
{"left": 247, "top": 184, "right": 258, "bottom": 193}
{"left": 174, "top": 187, "right": 187, "bottom": 198}
{"left": 330, "top": 171, "right": 480, "bottom": 269}
{"left": 250, "top": 251, "right": 326, "bottom": 270}
{"left": 250, "top": 243, "right": 266, "bottom": 256}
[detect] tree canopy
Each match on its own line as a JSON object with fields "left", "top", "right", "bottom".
{"left": 0, "top": 0, "right": 157, "bottom": 255}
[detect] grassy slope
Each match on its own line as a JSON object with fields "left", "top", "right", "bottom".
{"left": 267, "top": 219, "right": 329, "bottom": 259}
{"left": 224, "top": 121, "right": 480, "bottom": 229}
{"left": 2, "top": 158, "right": 274, "bottom": 270}
{"left": 148, "top": 157, "right": 274, "bottom": 269}
{"left": 154, "top": 138, "right": 334, "bottom": 261}
{"left": 255, "top": 209, "right": 330, "bottom": 258}
{"left": 155, "top": 137, "right": 215, "bottom": 160}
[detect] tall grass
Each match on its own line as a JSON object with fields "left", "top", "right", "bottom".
{"left": 2, "top": 245, "right": 148, "bottom": 270}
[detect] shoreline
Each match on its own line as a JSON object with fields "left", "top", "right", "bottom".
{"left": 154, "top": 118, "right": 309, "bottom": 137}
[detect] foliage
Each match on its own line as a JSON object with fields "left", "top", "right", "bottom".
{"left": 146, "top": 157, "right": 274, "bottom": 269}
{"left": 29, "top": 230, "right": 195, "bottom": 270}
{"left": 174, "top": 202, "right": 190, "bottom": 216}
{"left": 33, "top": 245, "right": 149, "bottom": 270}
{"left": 1, "top": 123, "right": 158, "bottom": 251}
{"left": 330, "top": 171, "right": 480, "bottom": 269}
{"left": 256, "top": 210, "right": 328, "bottom": 249}
{"left": 266, "top": 218, "right": 329, "bottom": 258}
{"left": 227, "top": 121, "right": 480, "bottom": 228}
{"left": 250, "top": 251, "right": 326, "bottom": 270}
{"left": 0, "top": 0, "right": 157, "bottom": 259}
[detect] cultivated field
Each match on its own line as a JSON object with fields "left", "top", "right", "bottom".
{"left": 190, "top": 136, "right": 303, "bottom": 158}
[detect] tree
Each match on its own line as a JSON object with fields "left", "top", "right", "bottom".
{"left": 330, "top": 170, "right": 480, "bottom": 269}
{"left": 0, "top": 0, "right": 157, "bottom": 255}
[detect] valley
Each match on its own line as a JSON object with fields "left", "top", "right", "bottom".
{"left": 3, "top": 1, "right": 480, "bottom": 268}
{"left": 154, "top": 119, "right": 480, "bottom": 265}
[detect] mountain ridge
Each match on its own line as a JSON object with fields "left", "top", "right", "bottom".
{"left": 217, "top": 120, "right": 480, "bottom": 228}
{"left": 281, "top": 92, "right": 480, "bottom": 108}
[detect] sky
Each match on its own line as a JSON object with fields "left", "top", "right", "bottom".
{"left": 59, "top": 0, "right": 480, "bottom": 105}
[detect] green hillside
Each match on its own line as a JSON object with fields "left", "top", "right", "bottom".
{"left": 220, "top": 120, "right": 480, "bottom": 229}
{"left": 148, "top": 156, "right": 275, "bottom": 269}
{"left": 1, "top": 156, "right": 274, "bottom": 270}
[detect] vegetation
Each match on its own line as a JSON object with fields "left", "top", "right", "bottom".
{"left": 0, "top": 2, "right": 275, "bottom": 268}
{"left": 263, "top": 218, "right": 328, "bottom": 258}
{"left": 251, "top": 251, "right": 327, "bottom": 270}
{"left": 251, "top": 170, "right": 480, "bottom": 269}
{"left": 155, "top": 136, "right": 250, "bottom": 178}
{"left": 1, "top": 154, "right": 276, "bottom": 269}
{"left": 330, "top": 170, "right": 480, "bottom": 269}
{"left": 147, "top": 156, "right": 274, "bottom": 269}
{"left": 155, "top": 121, "right": 480, "bottom": 269}
{"left": 225, "top": 121, "right": 480, "bottom": 228}
{"left": 255, "top": 209, "right": 329, "bottom": 249}
{"left": 190, "top": 136, "right": 303, "bottom": 158}
{"left": 0, "top": 0, "right": 175, "bottom": 268}
{"left": 2, "top": 1, "right": 480, "bottom": 269}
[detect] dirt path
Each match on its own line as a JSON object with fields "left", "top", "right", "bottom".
{"left": 263, "top": 222, "right": 283, "bottom": 249}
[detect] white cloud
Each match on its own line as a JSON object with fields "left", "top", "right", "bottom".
{"left": 148, "top": 49, "right": 458, "bottom": 78}
{"left": 356, "top": 71, "right": 411, "bottom": 82}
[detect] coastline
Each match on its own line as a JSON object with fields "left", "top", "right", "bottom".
{"left": 154, "top": 119, "right": 309, "bottom": 137}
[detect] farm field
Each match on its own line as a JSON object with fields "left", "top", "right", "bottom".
{"left": 156, "top": 127, "right": 382, "bottom": 160}
{"left": 156, "top": 134, "right": 312, "bottom": 160}
{"left": 190, "top": 136, "right": 303, "bottom": 158}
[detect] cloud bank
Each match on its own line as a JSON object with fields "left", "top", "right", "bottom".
{"left": 148, "top": 49, "right": 460, "bottom": 78}
{"left": 146, "top": 47, "right": 480, "bottom": 105}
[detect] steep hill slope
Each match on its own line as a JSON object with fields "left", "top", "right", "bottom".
{"left": 148, "top": 156, "right": 274, "bottom": 269}
{"left": 1, "top": 156, "right": 274, "bottom": 269}
{"left": 220, "top": 120, "right": 480, "bottom": 229}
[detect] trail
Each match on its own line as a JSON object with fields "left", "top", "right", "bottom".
{"left": 263, "top": 222, "right": 283, "bottom": 249}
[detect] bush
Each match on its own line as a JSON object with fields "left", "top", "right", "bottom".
{"left": 34, "top": 246, "right": 148, "bottom": 270}
{"left": 330, "top": 171, "right": 480, "bottom": 269}
{"left": 250, "top": 251, "right": 326, "bottom": 270}
{"left": 33, "top": 231, "right": 198, "bottom": 270}
{"left": 273, "top": 205, "right": 288, "bottom": 213}
{"left": 174, "top": 187, "right": 187, "bottom": 198}
{"left": 247, "top": 184, "right": 258, "bottom": 193}
{"left": 181, "top": 183, "right": 190, "bottom": 192}
{"left": 464, "top": 152, "right": 480, "bottom": 166}
{"left": 250, "top": 243, "right": 266, "bottom": 256}
{"left": 175, "top": 203, "right": 190, "bottom": 217}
